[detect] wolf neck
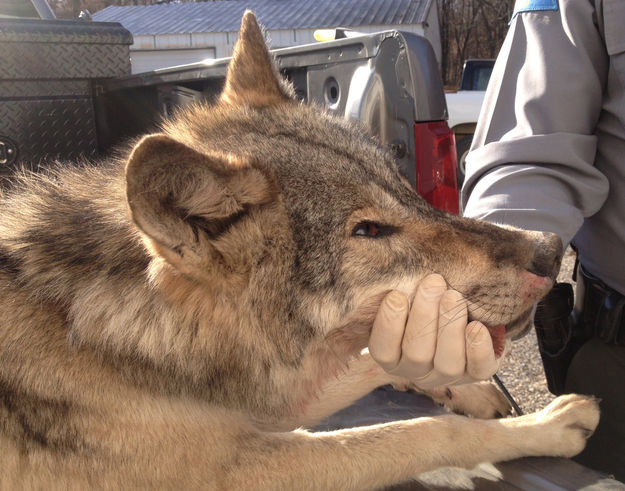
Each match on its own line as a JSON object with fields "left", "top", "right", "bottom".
{"left": 1, "top": 166, "right": 142, "bottom": 310}
{"left": 0, "top": 161, "right": 368, "bottom": 424}
{"left": 0, "top": 167, "right": 206, "bottom": 387}
{"left": 0, "top": 164, "right": 332, "bottom": 418}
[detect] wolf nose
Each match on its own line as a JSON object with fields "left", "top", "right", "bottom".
{"left": 526, "top": 232, "right": 563, "bottom": 280}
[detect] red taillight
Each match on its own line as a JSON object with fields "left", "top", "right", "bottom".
{"left": 414, "top": 121, "right": 459, "bottom": 214}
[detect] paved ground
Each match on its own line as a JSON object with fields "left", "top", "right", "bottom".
{"left": 496, "top": 247, "right": 577, "bottom": 413}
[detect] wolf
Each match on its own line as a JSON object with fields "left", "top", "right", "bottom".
{"left": 0, "top": 12, "right": 599, "bottom": 489}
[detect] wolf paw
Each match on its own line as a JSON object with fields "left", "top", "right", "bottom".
{"left": 519, "top": 394, "right": 600, "bottom": 458}
{"left": 420, "top": 381, "right": 513, "bottom": 419}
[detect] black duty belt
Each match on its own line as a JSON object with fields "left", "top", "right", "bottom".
{"left": 578, "top": 265, "right": 625, "bottom": 346}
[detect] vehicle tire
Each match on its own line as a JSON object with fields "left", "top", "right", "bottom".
{"left": 455, "top": 134, "right": 473, "bottom": 187}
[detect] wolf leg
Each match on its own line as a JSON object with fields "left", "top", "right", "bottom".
{"left": 7, "top": 393, "right": 598, "bottom": 489}
{"left": 418, "top": 381, "right": 514, "bottom": 419}
{"left": 229, "top": 394, "right": 599, "bottom": 489}
{"left": 281, "top": 356, "right": 510, "bottom": 429}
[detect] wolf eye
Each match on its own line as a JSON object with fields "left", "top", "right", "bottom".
{"left": 352, "top": 221, "right": 386, "bottom": 238}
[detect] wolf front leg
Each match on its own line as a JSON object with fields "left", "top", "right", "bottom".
{"left": 229, "top": 394, "right": 598, "bottom": 490}
{"left": 277, "top": 353, "right": 506, "bottom": 429}
{"left": 417, "top": 381, "right": 514, "bottom": 419}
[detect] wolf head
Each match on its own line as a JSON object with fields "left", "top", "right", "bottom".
{"left": 124, "top": 12, "right": 562, "bottom": 362}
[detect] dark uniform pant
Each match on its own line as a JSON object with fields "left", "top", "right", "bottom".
{"left": 566, "top": 338, "right": 625, "bottom": 482}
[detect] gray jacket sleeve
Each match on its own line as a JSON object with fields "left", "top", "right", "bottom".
{"left": 461, "top": 0, "right": 609, "bottom": 246}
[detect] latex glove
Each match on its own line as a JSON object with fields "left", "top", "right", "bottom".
{"left": 369, "top": 274, "right": 501, "bottom": 389}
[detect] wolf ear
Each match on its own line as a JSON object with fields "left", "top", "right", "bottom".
{"left": 125, "top": 134, "right": 275, "bottom": 272}
{"left": 220, "top": 11, "right": 293, "bottom": 107}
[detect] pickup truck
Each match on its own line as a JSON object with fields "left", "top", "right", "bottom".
{"left": 0, "top": 11, "right": 620, "bottom": 490}
{"left": 0, "top": 14, "right": 460, "bottom": 215}
{"left": 445, "top": 58, "right": 495, "bottom": 184}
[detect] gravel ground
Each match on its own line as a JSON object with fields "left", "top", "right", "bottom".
{"left": 495, "top": 247, "right": 577, "bottom": 414}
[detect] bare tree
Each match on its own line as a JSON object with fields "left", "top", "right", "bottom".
{"left": 438, "top": 0, "right": 515, "bottom": 87}
{"left": 477, "top": 0, "right": 515, "bottom": 57}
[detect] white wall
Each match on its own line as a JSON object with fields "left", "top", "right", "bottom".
{"left": 130, "top": 48, "right": 216, "bottom": 73}
{"left": 423, "top": 3, "right": 442, "bottom": 66}
{"left": 128, "top": 15, "right": 442, "bottom": 73}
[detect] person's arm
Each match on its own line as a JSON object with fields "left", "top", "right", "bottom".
{"left": 462, "top": 0, "right": 609, "bottom": 246}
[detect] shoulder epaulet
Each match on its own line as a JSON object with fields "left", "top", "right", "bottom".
{"left": 512, "top": 0, "right": 559, "bottom": 21}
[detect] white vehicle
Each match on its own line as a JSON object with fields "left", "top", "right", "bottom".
{"left": 445, "top": 59, "right": 494, "bottom": 184}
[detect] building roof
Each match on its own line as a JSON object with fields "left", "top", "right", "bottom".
{"left": 92, "top": 0, "right": 433, "bottom": 36}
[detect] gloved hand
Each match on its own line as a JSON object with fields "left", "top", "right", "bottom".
{"left": 368, "top": 274, "right": 503, "bottom": 389}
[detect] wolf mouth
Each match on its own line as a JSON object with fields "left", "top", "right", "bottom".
{"left": 486, "top": 324, "right": 507, "bottom": 358}
{"left": 506, "top": 307, "right": 535, "bottom": 341}
{"left": 472, "top": 307, "right": 534, "bottom": 358}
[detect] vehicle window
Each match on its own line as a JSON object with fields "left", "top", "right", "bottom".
{"left": 473, "top": 66, "right": 493, "bottom": 91}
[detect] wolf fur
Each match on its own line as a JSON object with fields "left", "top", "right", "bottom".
{"left": 0, "top": 12, "right": 599, "bottom": 489}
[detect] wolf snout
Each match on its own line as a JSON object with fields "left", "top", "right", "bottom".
{"left": 525, "top": 231, "right": 563, "bottom": 281}
{"left": 520, "top": 270, "right": 553, "bottom": 304}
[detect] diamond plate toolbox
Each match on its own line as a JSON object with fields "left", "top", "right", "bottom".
{"left": 0, "top": 18, "right": 132, "bottom": 173}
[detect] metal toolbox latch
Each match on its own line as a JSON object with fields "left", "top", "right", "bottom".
{"left": 0, "top": 137, "right": 18, "bottom": 166}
